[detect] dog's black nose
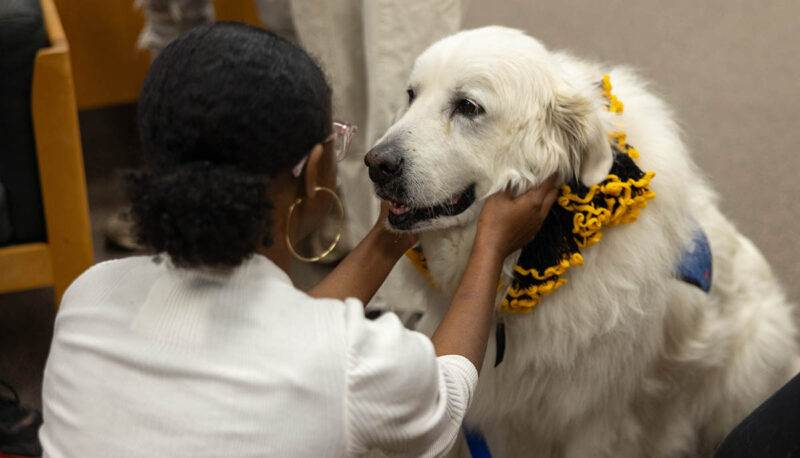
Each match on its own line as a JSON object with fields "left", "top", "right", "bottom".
{"left": 365, "top": 142, "right": 404, "bottom": 184}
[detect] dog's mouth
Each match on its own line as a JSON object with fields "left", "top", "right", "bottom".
{"left": 383, "top": 184, "right": 476, "bottom": 230}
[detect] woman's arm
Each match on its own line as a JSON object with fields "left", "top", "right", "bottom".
{"left": 308, "top": 205, "right": 416, "bottom": 303}
{"left": 343, "top": 179, "right": 558, "bottom": 457}
{"left": 432, "top": 178, "right": 558, "bottom": 372}
{"left": 311, "top": 177, "right": 557, "bottom": 367}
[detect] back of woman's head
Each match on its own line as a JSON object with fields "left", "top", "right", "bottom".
{"left": 129, "top": 22, "right": 331, "bottom": 268}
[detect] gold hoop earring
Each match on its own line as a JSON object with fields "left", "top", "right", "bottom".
{"left": 285, "top": 186, "right": 344, "bottom": 262}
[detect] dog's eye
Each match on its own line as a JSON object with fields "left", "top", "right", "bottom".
{"left": 454, "top": 98, "right": 483, "bottom": 117}
{"left": 407, "top": 88, "right": 415, "bottom": 105}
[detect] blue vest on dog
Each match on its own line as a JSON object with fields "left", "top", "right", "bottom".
{"left": 676, "top": 228, "right": 713, "bottom": 293}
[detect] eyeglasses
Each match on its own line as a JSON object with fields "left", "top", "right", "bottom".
{"left": 292, "top": 121, "right": 358, "bottom": 177}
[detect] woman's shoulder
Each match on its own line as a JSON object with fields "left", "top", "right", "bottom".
{"left": 59, "top": 255, "right": 165, "bottom": 307}
{"left": 75, "top": 255, "right": 164, "bottom": 284}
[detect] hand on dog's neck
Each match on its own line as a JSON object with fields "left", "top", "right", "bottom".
{"left": 416, "top": 218, "right": 526, "bottom": 316}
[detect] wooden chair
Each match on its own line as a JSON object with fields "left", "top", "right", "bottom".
{"left": 0, "top": 0, "right": 93, "bottom": 304}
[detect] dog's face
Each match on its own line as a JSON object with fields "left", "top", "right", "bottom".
{"left": 366, "top": 26, "right": 613, "bottom": 232}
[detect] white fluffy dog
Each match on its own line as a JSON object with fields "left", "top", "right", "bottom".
{"left": 366, "top": 26, "right": 799, "bottom": 457}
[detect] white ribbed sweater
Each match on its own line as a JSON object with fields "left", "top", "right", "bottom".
{"left": 39, "top": 255, "right": 477, "bottom": 457}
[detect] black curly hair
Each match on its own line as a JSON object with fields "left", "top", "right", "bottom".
{"left": 128, "top": 22, "right": 332, "bottom": 268}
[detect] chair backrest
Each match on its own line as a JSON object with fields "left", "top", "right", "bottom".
{"left": 31, "top": 0, "right": 94, "bottom": 302}
{"left": 0, "top": 0, "right": 92, "bottom": 304}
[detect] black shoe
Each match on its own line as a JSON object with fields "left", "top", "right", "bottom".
{"left": 0, "top": 380, "right": 42, "bottom": 457}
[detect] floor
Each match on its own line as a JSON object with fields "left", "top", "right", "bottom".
{"left": 3, "top": 0, "right": 799, "bottom": 415}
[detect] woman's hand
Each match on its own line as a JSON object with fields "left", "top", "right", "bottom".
{"left": 474, "top": 176, "right": 560, "bottom": 260}
{"left": 431, "top": 176, "right": 559, "bottom": 372}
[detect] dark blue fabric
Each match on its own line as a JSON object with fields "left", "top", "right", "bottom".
{"left": 713, "top": 372, "right": 800, "bottom": 457}
{"left": 0, "top": 0, "right": 49, "bottom": 246}
{"left": 464, "top": 428, "right": 492, "bottom": 458}
{"left": 677, "top": 228, "right": 712, "bottom": 292}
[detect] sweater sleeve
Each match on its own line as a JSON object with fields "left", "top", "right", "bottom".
{"left": 342, "top": 299, "right": 479, "bottom": 458}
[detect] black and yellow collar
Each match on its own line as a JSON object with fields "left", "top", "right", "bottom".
{"left": 405, "top": 75, "right": 656, "bottom": 313}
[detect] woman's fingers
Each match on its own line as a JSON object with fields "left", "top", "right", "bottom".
{"left": 503, "top": 175, "right": 559, "bottom": 217}
{"left": 511, "top": 176, "right": 559, "bottom": 242}
{"left": 516, "top": 175, "right": 558, "bottom": 205}
{"left": 476, "top": 175, "right": 560, "bottom": 257}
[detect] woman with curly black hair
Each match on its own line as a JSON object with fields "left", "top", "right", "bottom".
{"left": 39, "top": 22, "right": 557, "bottom": 457}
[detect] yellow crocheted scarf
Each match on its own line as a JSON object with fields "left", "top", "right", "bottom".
{"left": 405, "top": 75, "right": 656, "bottom": 313}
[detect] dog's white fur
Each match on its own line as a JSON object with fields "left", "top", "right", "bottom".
{"left": 375, "top": 26, "right": 799, "bottom": 457}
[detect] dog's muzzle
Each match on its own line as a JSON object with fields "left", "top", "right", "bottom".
{"left": 365, "top": 140, "right": 476, "bottom": 230}
{"left": 365, "top": 142, "right": 404, "bottom": 188}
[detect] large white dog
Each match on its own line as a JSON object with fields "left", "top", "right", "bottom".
{"left": 366, "top": 26, "right": 799, "bottom": 457}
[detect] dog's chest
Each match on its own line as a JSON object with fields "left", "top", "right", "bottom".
{"left": 419, "top": 225, "right": 479, "bottom": 296}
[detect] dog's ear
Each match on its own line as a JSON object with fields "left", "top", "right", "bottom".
{"left": 547, "top": 89, "right": 613, "bottom": 186}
